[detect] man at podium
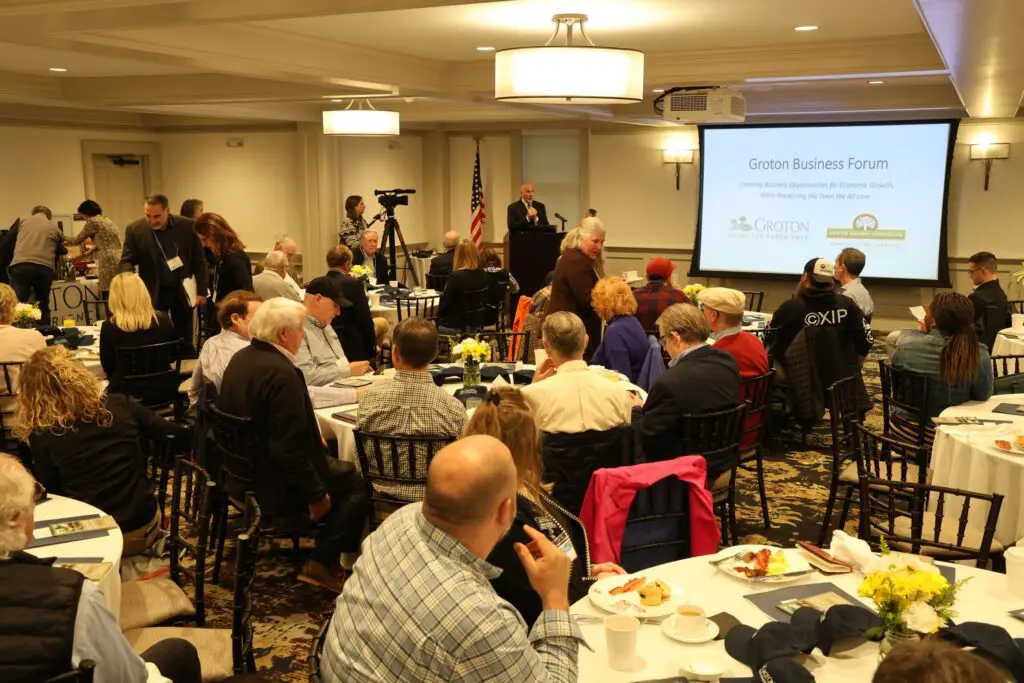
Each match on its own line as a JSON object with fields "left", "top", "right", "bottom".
{"left": 506, "top": 182, "right": 549, "bottom": 232}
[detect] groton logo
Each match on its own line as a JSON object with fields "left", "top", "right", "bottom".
{"left": 730, "top": 216, "right": 753, "bottom": 231}
{"left": 827, "top": 213, "right": 906, "bottom": 241}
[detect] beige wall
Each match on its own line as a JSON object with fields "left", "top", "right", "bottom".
{"left": 448, "top": 134, "right": 513, "bottom": 244}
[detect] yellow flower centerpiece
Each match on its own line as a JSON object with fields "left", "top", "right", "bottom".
{"left": 13, "top": 303, "right": 42, "bottom": 329}
{"left": 682, "top": 283, "right": 705, "bottom": 307}
{"left": 452, "top": 337, "right": 491, "bottom": 387}
{"left": 350, "top": 264, "right": 372, "bottom": 289}
{"left": 858, "top": 541, "right": 966, "bottom": 660}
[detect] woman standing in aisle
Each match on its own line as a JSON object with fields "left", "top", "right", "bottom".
{"left": 67, "top": 200, "right": 121, "bottom": 295}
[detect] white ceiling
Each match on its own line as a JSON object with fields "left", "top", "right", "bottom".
{"left": 0, "top": 0, "right": 1017, "bottom": 128}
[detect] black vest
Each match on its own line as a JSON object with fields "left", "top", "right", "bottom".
{"left": 0, "top": 551, "right": 84, "bottom": 683}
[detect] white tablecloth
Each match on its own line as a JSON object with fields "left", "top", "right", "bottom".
{"left": 572, "top": 551, "right": 1024, "bottom": 682}
{"left": 993, "top": 328, "right": 1024, "bottom": 358}
{"left": 368, "top": 288, "right": 442, "bottom": 340}
{"left": 931, "top": 394, "right": 1024, "bottom": 546}
{"left": 315, "top": 365, "right": 647, "bottom": 464}
{"left": 29, "top": 494, "right": 124, "bottom": 621}
{"left": 69, "top": 324, "right": 105, "bottom": 379}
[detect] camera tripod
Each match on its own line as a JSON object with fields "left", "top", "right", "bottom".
{"left": 377, "top": 210, "right": 420, "bottom": 288}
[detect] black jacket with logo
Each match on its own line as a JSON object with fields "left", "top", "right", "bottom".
{"left": 767, "top": 288, "right": 873, "bottom": 364}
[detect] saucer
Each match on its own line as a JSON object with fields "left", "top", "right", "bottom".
{"left": 662, "top": 617, "right": 719, "bottom": 644}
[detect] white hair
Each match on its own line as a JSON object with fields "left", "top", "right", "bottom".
{"left": 264, "top": 250, "right": 289, "bottom": 273}
{"left": 248, "top": 297, "right": 304, "bottom": 345}
{"left": 360, "top": 229, "right": 378, "bottom": 241}
{"left": 0, "top": 454, "right": 35, "bottom": 558}
{"left": 579, "top": 216, "right": 606, "bottom": 235}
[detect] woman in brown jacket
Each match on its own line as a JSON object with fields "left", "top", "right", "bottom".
{"left": 546, "top": 218, "right": 606, "bottom": 359}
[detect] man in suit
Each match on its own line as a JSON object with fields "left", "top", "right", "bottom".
{"left": 428, "top": 231, "right": 459, "bottom": 280}
{"left": 118, "top": 194, "right": 208, "bottom": 354}
{"left": 506, "top": 182, "right": 549, "bottom": 232}
{"left": 325, "top": 244, "right": 387, "bottom": 363}
{"left": 351, "top": 229, "right": 390, "bottom": 285}
{"left": 637, "top": 303, "right": 740, "bottom": 483}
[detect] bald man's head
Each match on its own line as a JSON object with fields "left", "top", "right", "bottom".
{"left": 520, "top": 183, "right": 535, "bottom": 202}
{"left": 442, "top": 231, "right": 459, "bottom": 250}
{"left": 424, "top": 435, "right": 517, "bottom": 527}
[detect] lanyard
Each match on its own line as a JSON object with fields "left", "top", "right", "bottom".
{"left": 153, "top": 221, "right": 179, "bottom": 264}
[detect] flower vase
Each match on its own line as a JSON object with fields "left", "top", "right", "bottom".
{"left": 878, "top": 630, "right": 919, "bottom": 663}
{"left": 362, "top": 278, "right": 369, "bottom": 293}
{"left": 464, "top": 359, "right": 481, "bottom": 387}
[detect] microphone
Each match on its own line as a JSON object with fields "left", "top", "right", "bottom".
{"left": 554, "top": 213, "right": 566, "bottom": 221}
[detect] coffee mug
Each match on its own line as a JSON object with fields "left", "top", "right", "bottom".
{"left": 1006, "top": 546, "right": 1024, "bottom": 596}
{"left": 389, "top": 280, "right": 399, "bottom": 289}
{"left": 1013, "top": 313, "right": 1024, "bottom": 330}
{"left": 604, "top": 614, "right": 640, "bottom": 671}
{"left": 675, "top": 605, "right": 706, "bottom": 636}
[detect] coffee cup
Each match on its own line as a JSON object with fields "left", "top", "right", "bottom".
{"left": 389, "top": 280, "right": 399, "bottom": 289}
{"left": 1006, "top": 546, "right": 1024, "bottom": 596}
{"left": 604, "top": 614, "right": 640, "bottom": 671}
{"left": 1013, "top": 313, "right": 1024, "bottom": 330}
{"left": 368, "top": 292, "right": 381, "bottom": 307}
{"left": 675, "top": 605, "right": 706, "bottom": 636}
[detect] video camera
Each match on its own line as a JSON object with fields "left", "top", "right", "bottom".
{"left": 374, "top": 188, "right": 416, "bottom": 211}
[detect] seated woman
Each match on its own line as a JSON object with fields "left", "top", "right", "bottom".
{"left": 436, "top": 239, "right": 490, "bottom": 334}
{"left": 892, "top": 291, "right": 993, "bottom": 440}
{"left": 100, "top": 272, "right": 180, "bottom": 405}
{"left": 464, "top": 388, "right": 624, "bottom": 626}
{"left": 479, "top": 247, "right": 520, "bottom": 327}
{"left": 14, "top": 346, "right": 189, "bottom": 556}
{"left": 590, "top": 276, "right": 648, "bottom": 383}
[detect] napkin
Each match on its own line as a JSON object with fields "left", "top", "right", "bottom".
{"left": 828, "top": 531, "right": 875, "bottom": 571}
{"left": 489, "top": 374, "right": 510, "bottom": 388}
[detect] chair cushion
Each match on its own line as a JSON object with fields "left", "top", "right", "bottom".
{"left": 124, "top": 626, "right": 232, "bottom": 682}
{"left": 710, "top": 471, "right": 731, "bottom": 496}
{"left": 889, "top": 514, "right": 1005, "bottom": 557}
{"left": 120, "top": 578, "right": 196, "bottom": 631}
{"left": 843, "top": 462, "right": 933, "bottom": 486}
{"left": 180, "top": 359, "right": 198, "bottom": 376}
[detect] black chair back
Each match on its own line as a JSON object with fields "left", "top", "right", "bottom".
{"left": 1009, "top": 300, "right": 1024, "bottom": 315}
{"left": 665, "top": 404, "right": 748, "bottom": 481}
{"left": 353, "top": 430, "right": 455, "bottom": 528}
{"left": 827, "top": 375, "right": 862, "bottom": 464}
{"left": 542, "top": 425, "right": 635, "bottom": 516}
{"left": 878, "top": 361, "right": 933, "bottom": 449}
{"left": 116, "top": 340, "right": 183, "bottom": 413}
{"left": 738, "top": 370, "right": 773, "bottom": 451}
{"left": 858, "top": 477, "right": 1003, "bottom": 566}
{"left": 460, "top": 286, "right": 490, "bottom": 332}
{"left": 232, "top": 494, "right": 262, "bottom": 675}
{"left": 43, "top": 660, "right": 96, "bottom": 683}
{"left": 0, "top": 361, "right": 22, "bottom": 452}
{"left": 426, "top": 273, "right": 449, "bottom": 293}
{"left": 395, "top": 294, "right": 440, "bottom": 323}
{"left": 207, "top": 402, "right": 258, "bottom": 496}
{"left": 168, "top": 456, "right": 216, "bottom": 626}
{"left": 308, "top": 611, "right": 332, "bottom": 683}
{"left": 742, "top": 290, "right": 764, "bottom": 313}
{"left": 993, "top": 354, "right": 1024, "bottom": 395}
{"left": 854, "top": 423, "right": 929, "bottom": 485}
{"left": 620, "top": 474, "right": 692, "bottom": 573}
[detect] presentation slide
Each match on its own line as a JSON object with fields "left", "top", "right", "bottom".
{"left": 692, "top": 121, "right": 956, "bottom": 285}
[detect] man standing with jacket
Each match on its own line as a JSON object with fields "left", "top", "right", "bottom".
{"left": 7, "top": 206, "right": 62, "bottom": 326}
{"left": 119, "top": 194, "right": 208, "bottom": 354}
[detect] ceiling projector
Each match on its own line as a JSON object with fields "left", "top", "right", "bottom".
{"left": 661, "top": 87, "right": 746, "bottom": 123}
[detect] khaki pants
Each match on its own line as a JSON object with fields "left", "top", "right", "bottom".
{"left": 122, "top": 509, "right": 161, "bottom": 557}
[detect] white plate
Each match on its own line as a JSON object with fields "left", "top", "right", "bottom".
{"left": 662, "top": 617, "right": 719, "bottom": 644}
{"left": 714, "top": 545, "right": 812, "bottom": 584}
{"left": 588, "top": 574, "right": 687, "bottom": 618}
{"left": 994, "top": 438, "right": 1024, "bottom": 455}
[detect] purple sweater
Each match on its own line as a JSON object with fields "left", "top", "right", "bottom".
{"left": 592, "top": 315, "right": 649, "bottom": 383}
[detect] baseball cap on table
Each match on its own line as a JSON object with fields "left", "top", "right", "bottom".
{"left": 645, "top": 257, "right": 675, "bottom": 280}
{"left": 305, "top": 276, "right": 352, "bottom": 309}
{"left": 725, "top": 623, "right": 816, "bottom": 683}
{"left": 699, "top": 287, "right": 745, "bottom": 315}
{"left": 789, "top": 605, "right": 881, "bottom": 656}
{"left": 804, "top": 258, "right": 834, "bottom": 284}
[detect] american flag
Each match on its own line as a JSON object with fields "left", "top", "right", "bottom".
{"left": 470, "top": 140, "right": 486, "bottom": 250}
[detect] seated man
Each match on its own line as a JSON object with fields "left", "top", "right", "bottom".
{"left": 274, "top": 237, "right": 303, "bottom": 290}
{"left": 252, "top": 250, "right": 300, "bottom": 302}
{"left": 428, "top": 231, "right": 459, "bottom": 279}
{"left": 966, "top": 250, "right": 1011, "bottom": 351}
{"left": 298, "top": 276, "right": 372, "bottom": 386}
{"left": 322, "top": 435, "right": 583, "bottom": 682}
{"left": 351, "top": 229, "right": 389, "bottom": 285}
{"left": 218, "top": 298, "right": 369, "bottom": 593}
{"left": 637, "top": 303, "right": 740, "bottom": 481}
{"left": 325, "top": 245, "right": 388, "bottom": 363}
{"left": 834, "top": 247, "right": 874, "bottom": 321}
{"left": 0, "top": 454, "right": 202, "bottom": 683}
{"left": 699, "top": 287, "right": 769, "bottom": 379}
{"left": 358, "top": 318, "right": 467, "bottom": 438}
{"left": 633, "top": 257, "right": 687, "bottom": 331}
{"left": 521, "top": 311, "right": 634, "bottom": 433}
{"left": 188, "top": 289, "right": 262, "bottom": 405}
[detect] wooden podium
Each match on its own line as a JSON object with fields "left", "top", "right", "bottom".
{"left": 505, "top": 230, "right": 561, "bottom": 299}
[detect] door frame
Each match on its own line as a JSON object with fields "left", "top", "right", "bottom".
{"left": 81, "top": 140, "right": 163, "bottom": 203}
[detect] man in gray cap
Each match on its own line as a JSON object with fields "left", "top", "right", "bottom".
{"left": 699, "top": 287, "right": 769, "bottom": 380}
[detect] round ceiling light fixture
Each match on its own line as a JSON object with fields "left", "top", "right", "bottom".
{"left": 494, "top": 14, "right": 644, "bottom": 104}
{"left": 322, "top": 100, "right": 400, "bottom": 136}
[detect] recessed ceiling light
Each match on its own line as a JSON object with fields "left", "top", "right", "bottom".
{"left": 331, "top": 99, "right": 343, "bottom": 103}
{"left": 868, "top": 80, "right": 885, "bottom": 85}
{"left": 49, "top": 67, "right": 67, "bottom": 72}
{"left": 794, "top": 25, "right": 818, "bottom": 31}
{"left": 652, "top": 89, "right": 665, "bottom": 93}
{"left": 476, "top": 46, "right": 496, "bottom": 52}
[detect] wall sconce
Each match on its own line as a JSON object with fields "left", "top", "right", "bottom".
{"left": 969, "top": 142, "right": 1010, "bottom": 191}
{"left": 663, "top": 148, "right": 694, "bottom": 191}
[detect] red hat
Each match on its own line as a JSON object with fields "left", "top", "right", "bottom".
{"left": 646, "top": 257, "right": 675, "bottom": 280}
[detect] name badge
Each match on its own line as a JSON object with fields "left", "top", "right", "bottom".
{"left": 558, "top": 538, "right": 577, "bottom": 563}
{"left": 166, "top": 256, "right": 184, "bottom": 271}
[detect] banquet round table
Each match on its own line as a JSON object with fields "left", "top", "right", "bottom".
{"left": 28, "top": 494, "right": 125, "bottom": 621}
{"left": 930, "top": 394, "right": 1024, "bottom": 547}
{"left": 992, "top": 327, "right": 1024, "bottom": 358}
{"left": 571, "top": 551, "right": 1024, "bottom": 682}
{"left": 314, "top": 365, "right": 647, "bottom": 464}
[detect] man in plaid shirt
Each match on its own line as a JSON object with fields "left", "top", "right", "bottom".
{"left": 323, "top": 435, "right": 583, "bottom": 682}
{"left": 634, "top": 257, "right": 688, "bottom": 331}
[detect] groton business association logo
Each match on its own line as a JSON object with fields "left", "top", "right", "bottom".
{"left": 827, "top": 213, "right": 906, "bottom": 241}
{"left": 730, "top": 216, "right": 754, "bottom": 231}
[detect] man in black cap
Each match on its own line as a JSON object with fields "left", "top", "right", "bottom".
{"left": 298, "top": 276, "right": 373, "bottom": 386}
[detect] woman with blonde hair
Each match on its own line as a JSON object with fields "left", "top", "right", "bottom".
{"left": 100, "top": 272, "right": 179, "bottom": 401}
{"left": 14, "top": 346, "right": 188, "bottom": 555}
{"left": 436, "top": 239, "right": 490, "bottom": 333}
{"left": 547, "top": 218, "right": 606, "bottom": 359}
{"left": 590, "top": 276, "right": 649, "bottom": 383}
{"left": 465, "top": 388, "right": 624, "bottom": 626}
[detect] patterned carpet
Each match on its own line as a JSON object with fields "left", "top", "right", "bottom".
{"left": 188, "top": 340, "right": 891, "bottom": 682}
